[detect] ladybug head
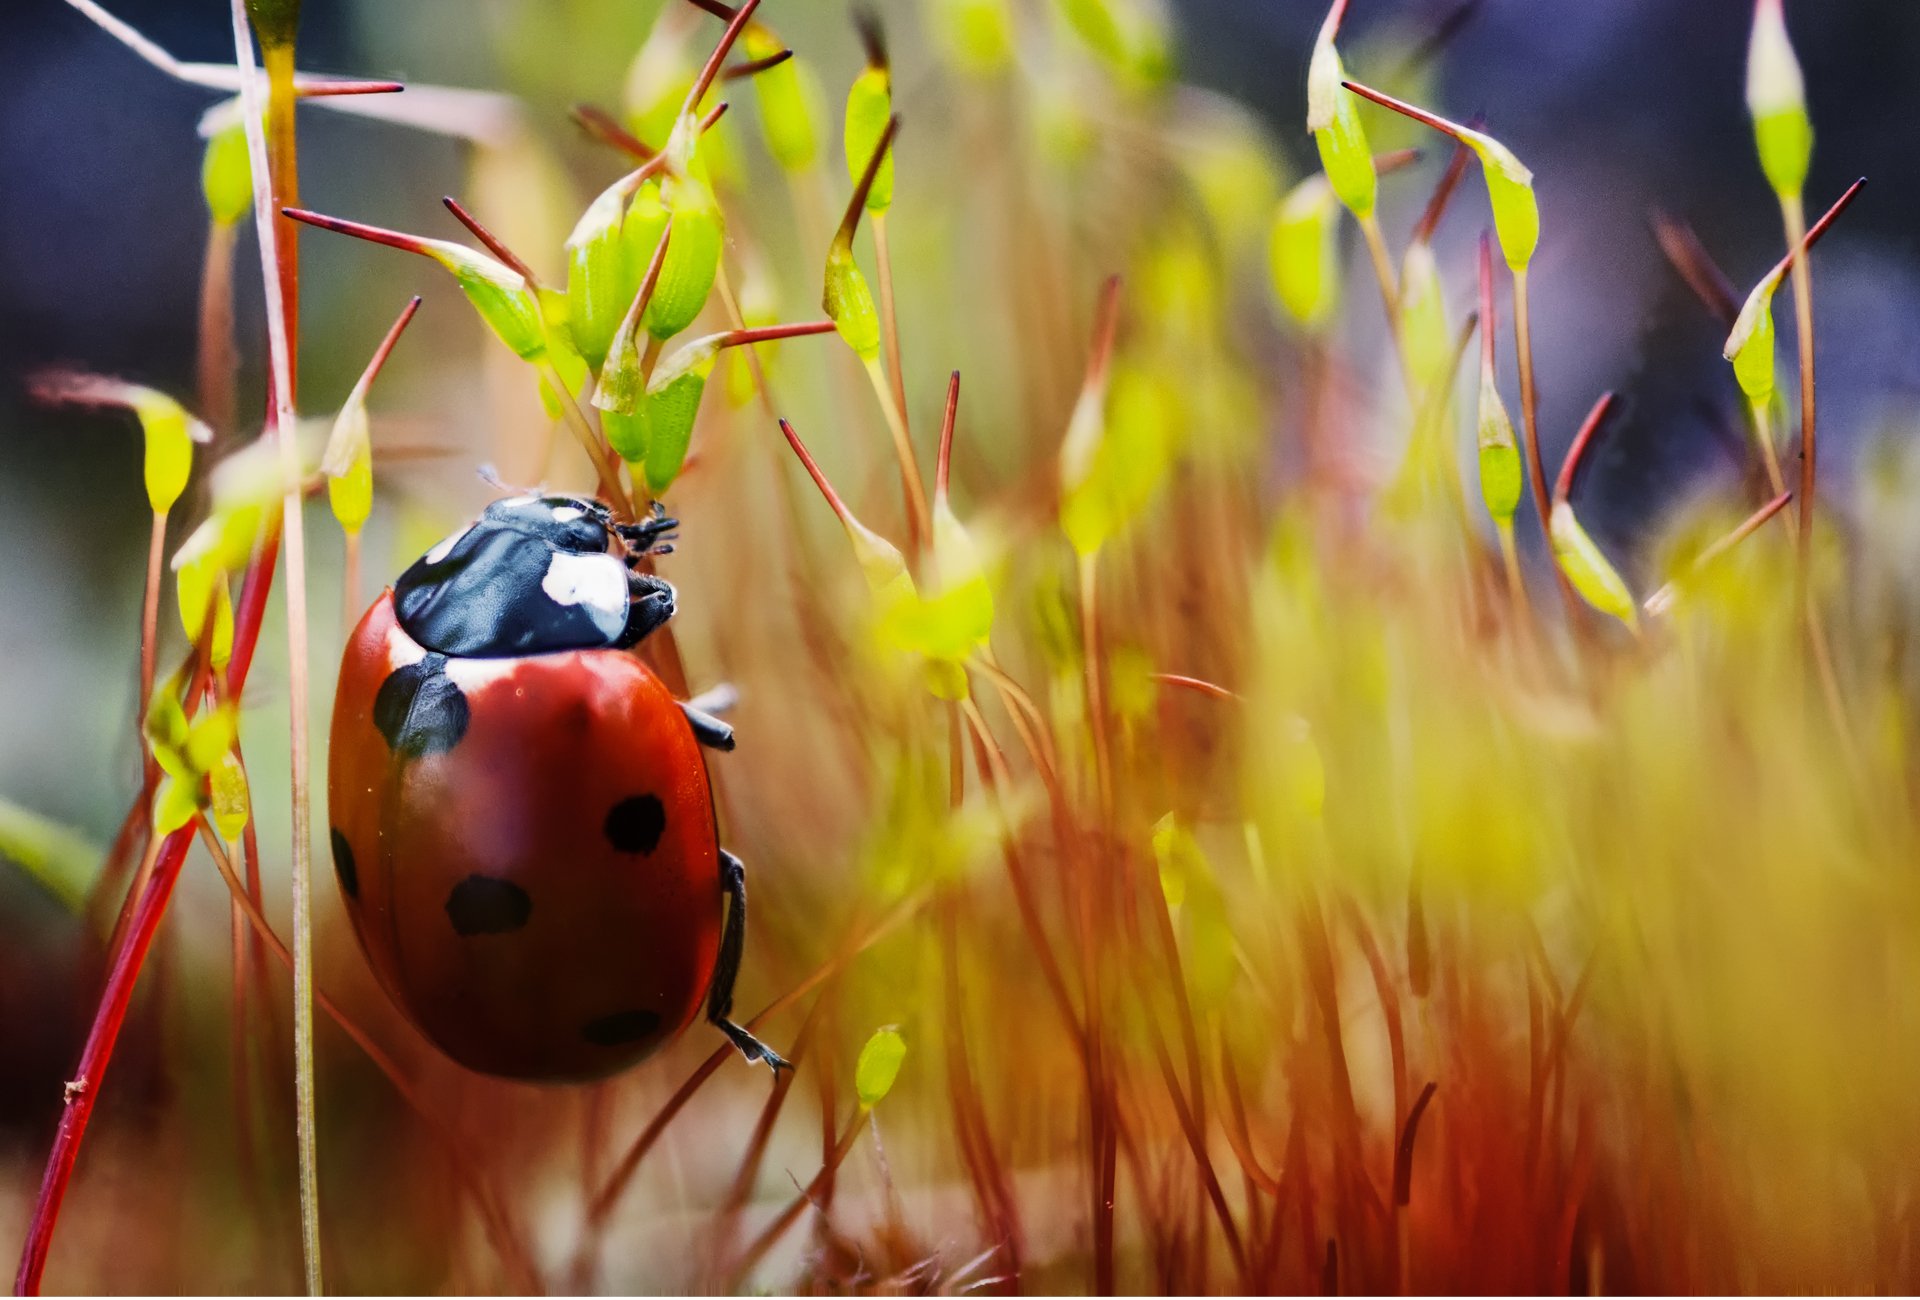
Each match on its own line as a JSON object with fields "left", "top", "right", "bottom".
{"left": 393, "top": 495, "right": 683, "bottom": 659}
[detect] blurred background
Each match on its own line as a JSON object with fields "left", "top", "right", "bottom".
{"left": 6, "top": 0, "right": 1920, "bottom": 1291}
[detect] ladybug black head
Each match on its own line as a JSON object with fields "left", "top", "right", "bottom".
{"left": 393, "top": 494, "right": 681, "bottom": 659}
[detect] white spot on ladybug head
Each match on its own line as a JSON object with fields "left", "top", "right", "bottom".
{"left": 541, "top": 551, "right": 630, "bottom": 639}
{"left": 500, "top": 494, "right": 537, "bottom": 508}
{"left": 550, "top": 504, "right": 585, "bottom": 523}
{"left": 424, "top": 526, "right": 468, "bottom": 566}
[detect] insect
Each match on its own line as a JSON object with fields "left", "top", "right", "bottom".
{"left": 327, "top": 492, "right": 788, "bottom": 1082}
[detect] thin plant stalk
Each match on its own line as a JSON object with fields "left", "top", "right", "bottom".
{"left": 139, "top": 510, "right": 165, "bottom": 729}
{"left": 725, "top": 1107, "right": 874, "bottom": 1288}
{"left": 229, "top": 1, "right": 321, "bottom": 1290}
{"left": 872, "top": 212, "right": 910, "bottom": 449}
{"left": 1780, "top": 193, "right": 1817, "bottom": 562}
{"left": 193, "top": 823, "right": 540, "bottom": 1291}
{"left": 1511, "top": 268, "right": 1581, "bottom": 621}
{"left": 1749, "top": 399, "right": 1788, "bottom": 499}
{"left": 197, "top": 218, "right": 239, "bottom": 438}
{"left": 1358, "top": 212, "right": 1402, "bottom": 325}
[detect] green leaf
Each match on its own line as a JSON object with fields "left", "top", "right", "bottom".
{"left": 855, "top": 1027, "right": 907, "bottom": 1106}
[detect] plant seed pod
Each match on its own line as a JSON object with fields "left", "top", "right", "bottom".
{"left": 200, "top": 117, "right": 253, "bottom": 226}
{"left": 844, "top": 19, "right": 894, "bottom": 213}
{"left": 1725, "top": 276, "right": 1781, "bottom": 404}
{"left": 565, "top": 180, "right": 639, "bottom": 372}
{"left": 748, "top": 24, "right": 821, "bottom": 171}
{"left": 1269, "top": 176, "right": 1342, "bottom": 331}
{"left": 1306, "top": 4, "right": 1376, "bottom": 219}
{"left": 1747, "top": 0, "right": 1812, "bottom": 200}
{"left": 1549, "top": 501, "right": 1639, "bottom": 631}
{"left": 855, "top": 1028, "right": 907, "bottom": 1107}
{"left": 644, "top": 169, "right": 723, "bottom": 341}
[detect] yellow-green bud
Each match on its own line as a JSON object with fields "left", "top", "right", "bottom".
{"left": 1549, "top": 501, "right": 1640, "bottom": 631}
{"left": 748, "top": 26, "right": 822, "bottom": 171}
{"left": 855, "top": 1027, "right": 907, "bottom": 1107}
{"left": 565, "top": 181, "right": 638, "bottom": 373}
{"left": 824, "top": 243, "right": 881, "bottom": 360}
{"left": 1747, "top": 0, "right": 1812, "bottom": 199}
{"left": 1269, "top": 176, "right": 1341, "bottom": 331}
{"left": 201, "top": 119, "right": 253, "bottom": 226}
{"left": 644, "top": 172, "right": 723, "bottom": 342}
{"left": 845, "top": 70, "right": 894, "bottom": 214}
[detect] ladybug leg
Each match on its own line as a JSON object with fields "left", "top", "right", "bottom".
{"left": 680, "top": 702, "right": 735, "bottom": 751}
{"left": 710, "top": 849, "right": 791, "bottom": 1074}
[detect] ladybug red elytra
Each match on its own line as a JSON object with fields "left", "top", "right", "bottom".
{"left": 327, "top": 493, "right": 788, "bottom": 1082}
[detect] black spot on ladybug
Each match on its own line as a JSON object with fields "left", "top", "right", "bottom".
{"left": 581, "top": 1009, "right": 662, "bottom": 1047}
{"left": 444, "top": 875, "right": 532, "bottom": 936}
{"left": 604, "top": 795, "right": 667, "bottom": 855}
{"left": 330, "top": 828, "right": 358, "bottom": 899}
{"left": 373, "top": 654, "right": 470, "bottom": 758}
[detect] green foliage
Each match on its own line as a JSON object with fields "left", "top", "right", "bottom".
{"left": 1060, "top": 365, "right": 1178, "bottom": 557}
{"left": 0, "top": 800, "right": 101, "bottom": 912}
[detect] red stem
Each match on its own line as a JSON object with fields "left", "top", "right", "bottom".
{"left": 936, "top": 370, "right": 961, "bottom": 499}
{"left": 1478, "top": 233, "right": 1498, "bottom": 372}
{"left": 719, "top": 320, "right": 837, "bottom": 348}
{"left": 294, "top": 78, "right": 404, "bottom": 97}
{"left": 441, "top": 196, "right": 541, "bottom": 286}
{"left": 778, "top": 418, "right": 857, "bottom": 528}
{"left": 16, "top": 530, "right": 279, "bottom": 1295}
{"left": 1554, "top": 391, "right": 1617, "bottom": 506}
{"left": 835, "top": 114, "right": 901, "bottom": 250}
{"left": 678, "top": 0, "right": 760, "bottom": 124}
{"left": 1764, "top": 177, "right": 1866, "bottom": 287}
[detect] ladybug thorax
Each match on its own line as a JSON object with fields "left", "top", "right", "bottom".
{"left": 393, "top": 495, "right": 673, "bottom": 659}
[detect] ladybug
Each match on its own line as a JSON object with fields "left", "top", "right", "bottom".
{"left": 327, "top": 493, "right": 788, "bottom": 1081}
